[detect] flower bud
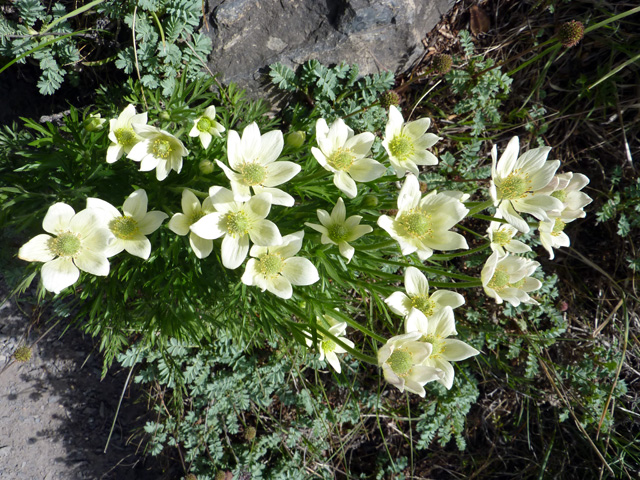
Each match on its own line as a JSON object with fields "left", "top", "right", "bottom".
{"left": 285, "top": 131, "right": 306, "bottom": 148}
{"left": 432, "top": 54, "right": 453, "bottom": 74}
{"left": 199, "top": 160, "right": 215, "bottom": 174}
{"left": 158, "top": 111, "right": 171, "bottom": 121}
{"left": 83, "top": 113, "right": 105, "bottom": 132}
{"left": 244, "top": 426, "right": 257, "bottom": 441}
{"left": 13, "top": 346, "right": 32, "bottom": 362}
{"left": 379, "top": 90, "right": 400, "bottom": 110}
{"left": 361, "top": 194, "right": 379, "bottom": 208}
{"left": 557, "top": 20, "right": 584, "bottom": 48}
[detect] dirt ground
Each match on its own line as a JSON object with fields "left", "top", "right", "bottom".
{"left": 0, "top": 282, "right": 161, "bottom": 480}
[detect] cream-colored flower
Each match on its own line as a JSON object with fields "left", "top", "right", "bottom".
{"left": 189, "top": 105, "right": 225, "bottom": 149}
{"left": 86, "top": 189, "right": 167, "bottom": 260}
{"left": 487, "top": 217, "right": 531, "bottom": 256}
{"left": 168, "top": 189, "right": 216, "bottom": 259}
{"left": 405, "top": 306, "right": 479, "bottom": 390}
{"left": 537, "top": 172, "right": 592, "bottom": 221}
{"left": 190, "top": 186, "right": 282, "bottom": 269}
{"left": 241, "top": 231, "right": 319, "bottom": 299}
{"left": 18, "top": 203, "right": 112, "bottom": 294}
{"left": 385, "top": 266, "right": 464, "bottom": 323}
{"left": 216, "top": 122, "right": 300, "bottom": 206}
{"left": 127, "top": 125, "right": 189, "bottom": 181}
{"left": 377, "top": 175, "right": 469, "bottom": 260}
{"left": 304, "top": 317, "right": 354, "bottom": 374}
{"left": 490, "top": 136, "right": 563, "bottom": 233}
{"left": 481, "top": 251, "right": 541, "bottom": 306}
{"left": 378, "top": 332, "right": 443, "bottom": 397}
{"left": 538, "top": 215, "right": 572, "bottom": 260}
{"left": 382, "top": 106, "right": 441, "bottom": 178}
{"left": 311, "top": 118, "right": 386, "bottom": 199}
{"left": 304, "top": 197, "right": 372, "bottom": 262}
{"left": 106, "top": 104, "right": 148, "bottom": 163}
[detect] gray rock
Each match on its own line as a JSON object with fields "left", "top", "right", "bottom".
{"left": 205, "top": 0, "right": 453, "bottom": 97}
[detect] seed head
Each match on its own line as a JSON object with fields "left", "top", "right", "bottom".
{"left": 13, "top": 346, "right": 32, "bottom": 362}
{"left": 432, "top": 54, "right": 453, "bottom": 74}
{"left": 557, "top": 20, "right": 584, "bottom": 48}
{"left": 244, "top": 426, "right": 257, "bottom": 441}
{"left": 380, "top": 90, "right": 400, "bottom": 109}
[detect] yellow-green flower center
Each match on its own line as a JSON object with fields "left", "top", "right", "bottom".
{"left": 109, "top": 216, "right": 140, "bottom": 240}
{"left": 387, "top": 349, "right": 413, "bottom": 376}
{"left": 327, "top": 148, "right": 355, "bottom": 171}
{"left": 225, "top": 211, "right": 250, "bottom": 237}
{"left": 492, "top": 229, "right": 512, "bottom": 246}
{"left": 497, "top": 174, "right": 529, "bottom": 200}
{"left": 48, "top": 232, "right": 81, "bottom": 257}
{"left": 551, "top": 218, "right": 566, "bottom": 236}
{"left": 389, "top": 134, "right": 415, "bottom": 162}
{"left": 421, "top": 334, "right": 444, "bottom": 358}
{"left": 239, "top": 162, "right": 267, "bottom": 186}
{"left": 152, "top": 138, "right": 173, "bottom": 159}
{"left": 189, "top": 210, "right": 206, "bottom": 225}
{"left": 398, "top": 210, "right": 432, "bottom": 239}
{"left": 511, "top": 278, "right": 526, "bottom": 288}
{"left": 411, "top": 295, "right": 436, "bottom": 317}
{"left": 197, "top": 116, "right": 213, "bottom": 132}
{"left": 257, "top": 253, "right": 284, "bottom": 277}
{"left": 114, "top": 127, "right": 136, "bottom": 147}
{"left": 551, "top": 189, "right": 567, "bottom": 202}
{"left": 321, "top": 339, "right": 337, "bottom": 353}
{"left": 488, "top": 269, "right": 510, "bottom": 290}
{"left": 328, "top": 224, "right": 349, "bottom": 243}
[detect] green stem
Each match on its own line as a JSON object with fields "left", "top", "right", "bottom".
{"left": 357, "top": 239, "right": 398, "bottom": 251}
{"left": 430, "top": 242, "right": 490, "bottom": 260}
{"left": 465, "top": 199, "right": 494, "bottom": 216}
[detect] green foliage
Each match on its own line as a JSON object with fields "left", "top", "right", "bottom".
{"left": 596, "top": 174, "right": 640, "bottom": 239}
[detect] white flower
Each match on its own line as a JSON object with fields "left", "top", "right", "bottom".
{"left": 188, "top": 105, "right": 225, "bottom": 149}
{"left": 190, "top": 186, "right": 282, "bottom": 269}
{"left": 538, "top": 215, "right": 572, "bottom": 260}
{"left": 216, "top": 122, "right": 300, "bottom": 206}
{"left": 481, "top": 251, "right": 542, "bottom": 306}
{"left": 377, "top": 175, "right": 469, "bottom": 260}
{"left": 490, "top": 136, "right": 563, "bottom": 233}
{"left": 487, "top": 216, "right": 531, "bottom": 256}
{"left": 405, "top": 306, "right": 479, "bottom": 390}
{"left": 382, "top": 106, "right": 441, "bottom": 178}
{"left": 537, "top": 172, "right": 593, "bottom": 221}
{"left": 106, "top": 104, "right": 148, "bottom": 164}
{"left": 311, "top": 118, "right": 386, "bottom": 199}
{"left": 304, "top": 197, "right": 372, "bottom": 262}
{"left": 377, "top": 332, "right": 443, "bottom": 397}
{"left": 86, "top": 189, "right": 168, "bottom": 260}
{"left": 18, "top": 203, "right": 112, "bottom": 294}
{"left": 304, "top": 318, "right": 354, "bottom": 373}
{"left": 385, "top": 266, "right": 465, "bottom": 323}
{"left": 241, "top": 231, "right": 319, "bottom": 299}
{"left": 168, "top": 189, "right": 216, "bottom": 259}
{"left": 127, "top": 124, "right": 189, "bottom": 181}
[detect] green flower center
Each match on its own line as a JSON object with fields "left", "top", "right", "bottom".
{"left": 551, "top": 189, "right": 567, "bottom": 202}
{"left": 497, "top": 174, "right": 529, "bottom": 200}
{"left": 48, "top": 232, "right": 81, "bottom": 257}
{"left": 225, "top": 211, "right": 250, "bottom": 237}
{"left": 421, "top": 334, "right": 444, "bottom": 358}
{"left": 321, "top": 339, "right": 336, "bottom": 353}
{"left": 197, "top": 116, "right": 213, "bottom": 132}
{"left": 552, "top": 218, "right": 566, "bottom": 236}
{"left": 488, "top": 269, "right": 510, "bottom": 290}
{"left": 328, "top": 224, "right": 350, "bottom": 243}
{"left": 411, "top": 295, "right": 436, "bottom": 317}
{"left": 114, "top": 127, "right": 136, "bottom": 147}
{"left": 389, "top": 134, "right": 415, "bottom": 162}
{"left": 257, "top": 253, "right": 284, "bottom": 277}
{"left": 327, "top": 148, "right": 355, "bottom": 171}
{"left": 239, "top": 162, "right": 267, "bottom": 186}
{"left": 387, "top": 349, "right": 413, "bottom": 376}
{"left": 492, "top": 229, "right": 512, "bottom": 246}
{"left": 398, "top": 210, "right": 432, "bottom": 239}
{"left": 189, "top": 210, "right": 206, "bottom": 225}
{"left": 109, "top": 216, "right": 140, "bottom": 240}
{"left": 152, "top": 138, "right": 173, "bottom": 159}
{"left": 511, "top": 278, "right": 526, "bottom": 288}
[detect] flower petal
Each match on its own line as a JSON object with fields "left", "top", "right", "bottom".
{"left": 348, "top": 158, "right": 386, "bottom": 182}
{"left": 221, "top": 234, "right": 249, "bottom": 269}
{"left": 41, "top": 257, "right": 79, "bottom": 294}
{"left": 122, "top": 236, "right": 152, "bottom": 259}
{"left": 266, "top": 275, "right": 293, "bottom": 299}
{"left": 43, "top": 203, "right": 75, "bottom": 235}
{"left": 405, "top": 266, "right": 429, "bottom": 297}
{"left": 19, "top": 234, "right": 55, "bottom": 262}
{"left": 138, "top": 211, "right": 168, "bottom": 235}
{"left": 248, "top": 219, "right": 282, "bottom": 247}
{"left": 385, "top": 291, "right": 411, "bottom": 316}
{"left": 282, "top": 257, "right": 319, "bottom": 286}
{"left": 333, "top": 171, "right": 358, "bottom": 199}
{"left": 264, "top": 161, "right": 301, "bottom": 187}
{"left": 190, "top": 213, "right": 226, "bottom": 240}
{"left": 169, "top": 213, "right": 191, "bottom": 236}
{"left": 189, "top": 233, "right": 213, "bottom": 259}
{"left": 75, "top": 249, "right": 110, "bottom": 275}
{"left": 258, "top": 130, "right": 284, "bottom": 165}
{"left": 442, "top": 339, "right": 480, "bottom": 362}
{"left": 123, "top": 189, "right": 148, "bottom": 220}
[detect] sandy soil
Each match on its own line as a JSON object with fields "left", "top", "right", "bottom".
{"left": 0, "top": 285, "right": 162, "bottom": 480}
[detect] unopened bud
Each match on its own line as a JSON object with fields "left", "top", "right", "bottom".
{"left": 83, "top": 113, "right": 105, "bottom": 132}
{"left": 199, "top": 160, "right": 215, "bottom": 174}
{"left": 244, "top": 426, "right": 257, "bottom": 441}
{"left": 158, "top": 111, "right": 171, "bottom": 121}
{"left": 557, "top": 20, "right": 584, "bottom": 48}
{"left": 13, "top": 346, "right": 32, "bottom": 362}
{"left": 285, "top": 131, "right": 306, "bottom": 148}
{"left": 361, "top": 194, "right": 379, "bottom": 208}
{"left": 432, "top": 54, "right": 453, "bottom": 74}
{"left": 379, "top": 90, "right": 400, "bottom": 110}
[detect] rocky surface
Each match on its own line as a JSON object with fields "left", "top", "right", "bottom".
{"left": 0, "top": 285, "right": 161, "bottom": 480}
{"left": 205, "top": 0, "right": 454, "bottom": 96}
